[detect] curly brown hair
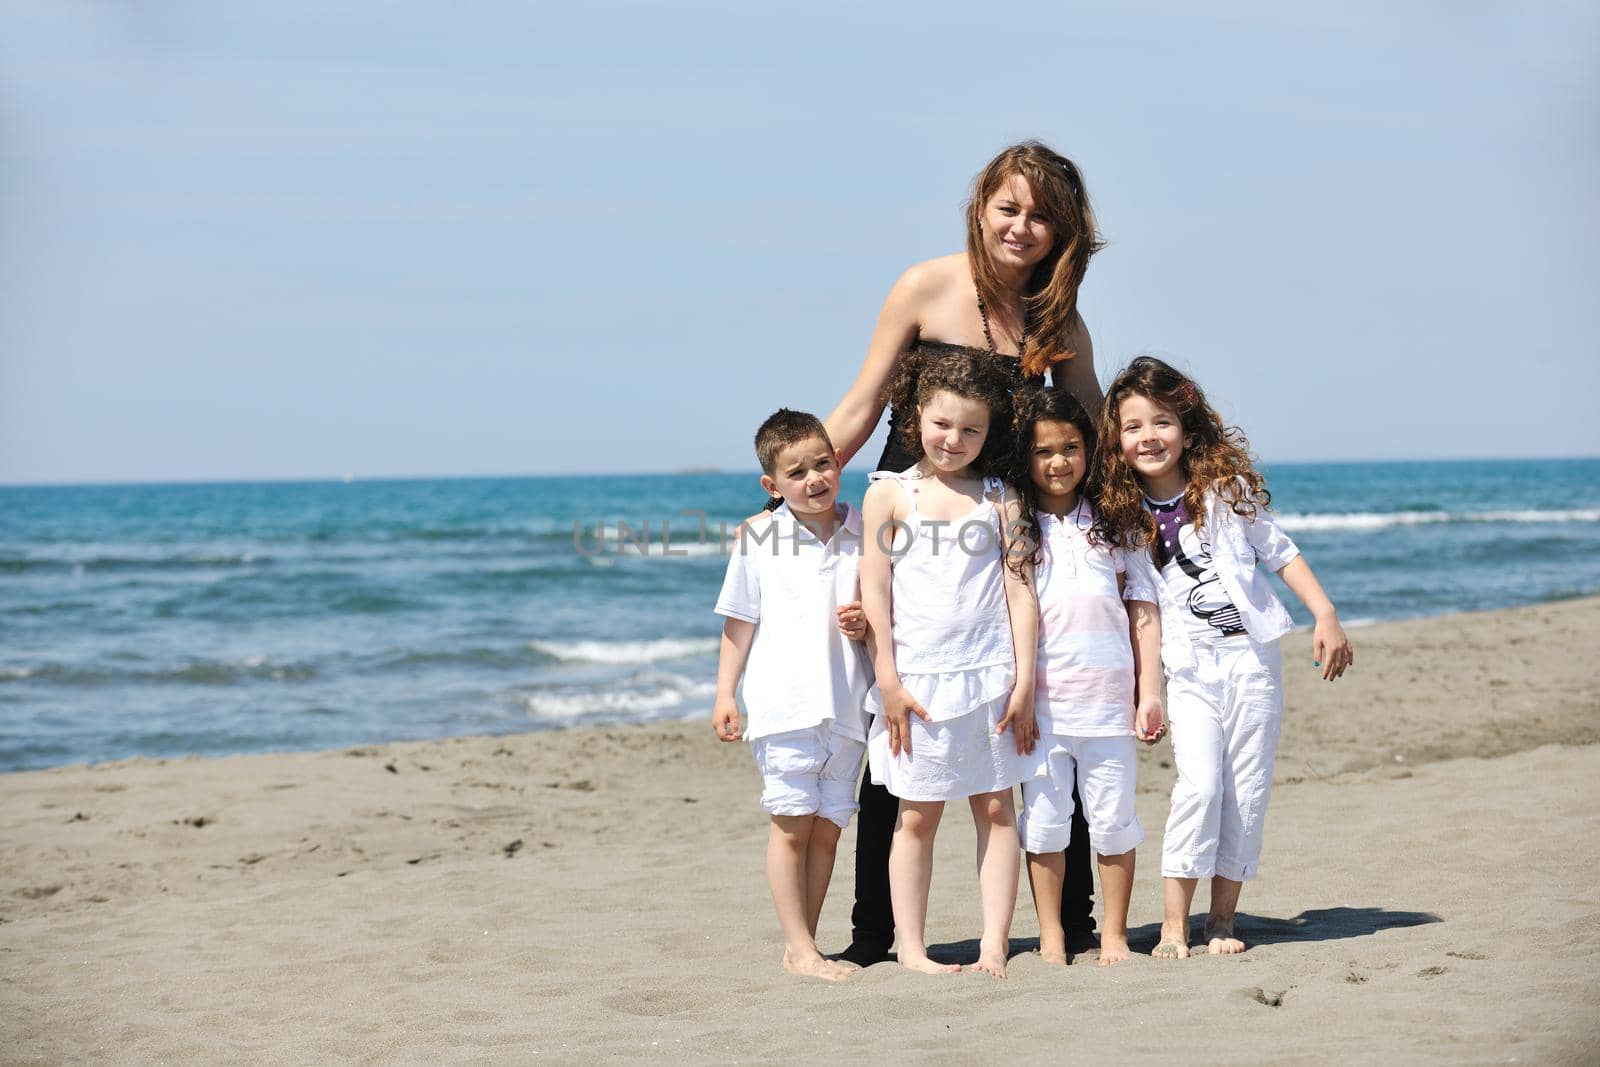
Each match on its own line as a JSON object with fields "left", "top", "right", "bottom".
{"left": 1003, "top": 384, "right": 1101, "bottom": 576}
{"left": 1091, "top": 356, "right": 1270, "bottom": 551}
{"left": 886, "top": 347, "right": 1014, "bottom": 477}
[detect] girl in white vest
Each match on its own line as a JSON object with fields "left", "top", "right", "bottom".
{"left": 1095, "top": 356, "right": 1354, "bottom": 959}
{"left": 860, "top": 348, "right": 1043, "bottom": 979}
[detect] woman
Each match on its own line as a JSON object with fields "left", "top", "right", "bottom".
{"left": 824, "top": 141, "right": 1107, "bottom": 967}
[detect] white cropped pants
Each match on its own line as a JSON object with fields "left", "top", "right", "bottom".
{"left": 1161, "top": 636, "right": 1283, "bottom": 882}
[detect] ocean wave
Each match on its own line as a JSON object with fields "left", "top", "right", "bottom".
{"left": 570, "top": 537, "right": 730, "bottom": 559}
{"left": 0, "top": 656, "right": 318, "bottom": 687}
{"left": 0, "top": 551, "right": 264, "bottom": 574}
{"left": 1277, "top": 508, "right": 1600, "bottom": 532}
{"left": 527, "top": 637, "right": 718, "bottom": 665}
{"left": 520, "top": 672, "right": 716, "bottom": 720}
{"left": 375, "top": 645, "right": 558, "bottom": 671}
{"left": 0, "top": 665, "right": 49, "bottom": 681}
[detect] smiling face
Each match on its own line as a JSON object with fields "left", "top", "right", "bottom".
{"left": 1117, "top": 392, "right": 1189, "bottom": 500}
{"left": 1029, "top": 419, "right": 1087, "bottom": 513}
{"left": 759, "top": 434, "right": 840, "bottom": 518}
{"left": 917, "top": 389, "right": 991, "bottom": 476}
{"left": 980, "top": 173, "right": 1056, "bottom": 276}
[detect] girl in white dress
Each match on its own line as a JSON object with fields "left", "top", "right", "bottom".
{"left": 860, "top": 348, "right": 1043, "bottom": 979}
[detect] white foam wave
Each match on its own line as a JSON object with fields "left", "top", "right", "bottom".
{"left": 573, "top": 532, "right": 730, "bottom": 559}
{"left": 0, "top": 665, "right": 38, "bottom": 680}
{"left": 1277, "top": 508, "right": 1600, "bottom": 532}
{"left": 521, "top": 675, "right": 716, "bottom": 720}
{"left": 615, "top": 540, "right": 728, "bottom": 558}
{"left": 529, "top": 637, "right": 718, "bottom": 665}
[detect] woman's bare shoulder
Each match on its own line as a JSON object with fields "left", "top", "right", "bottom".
{"left": 895, "top": 253, "right": 968, "bottom": 299}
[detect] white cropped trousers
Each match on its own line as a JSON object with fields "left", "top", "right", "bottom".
{"left": 1161, "top": 637, "right": 1283, "bottom": 882}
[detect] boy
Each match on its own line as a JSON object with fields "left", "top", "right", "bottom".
{"left": 712, "top": 408, "right": 872, "bottom": 982}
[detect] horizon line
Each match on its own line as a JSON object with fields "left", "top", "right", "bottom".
{"left": 3, "top": 453, "right": 1598, "bottom": 491}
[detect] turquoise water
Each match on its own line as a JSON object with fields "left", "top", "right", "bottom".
{"left": 2, "top": 458, "right": 1597, "bottom": 771}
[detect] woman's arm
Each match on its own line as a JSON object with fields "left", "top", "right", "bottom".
{"left": 1048, "top": 312, "right": 1102, "bottom": 411}
{"left": 823, "top": 265, "right": 934, "bottom": 467}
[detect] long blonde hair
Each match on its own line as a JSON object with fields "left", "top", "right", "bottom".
{"left": 965, "top": 142, "right": 1104, "bottom": 378}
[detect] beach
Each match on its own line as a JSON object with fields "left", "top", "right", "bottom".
{"left": 4, "top": 596, "right": 1599, "bottom": 1064}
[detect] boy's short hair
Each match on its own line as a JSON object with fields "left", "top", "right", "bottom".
{"left": 754, "top": 409, "right": 833, "bottom": 475}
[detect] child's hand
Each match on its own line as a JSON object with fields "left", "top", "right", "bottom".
{"left": 1134, "top": 696, "right": 1167, "bottom": 745}
{"left": 1312, "top": 614, "right": 1354, "bottom": 681}
{"left": 883, "top": 683, "right": 930, "bottom": 757}
{"left": 711, "top": 696, "right": 742, "bottom": 742}
{"left": 997, "top": 687, "right": 1038, "bottom": 755}
{"left": 836, "top": 600, "right": 867, "bottom": 641}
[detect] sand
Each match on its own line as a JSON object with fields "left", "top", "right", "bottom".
{"left": 3, "top": 597, "right": 1599, "bottom": 1064}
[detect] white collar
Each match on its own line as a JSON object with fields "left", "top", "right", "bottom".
{"left": 1038, "top": 497, "right": 1092, "bottom": 532}
{"left": 771, "top": 501, "right": 860, "bottom": 547}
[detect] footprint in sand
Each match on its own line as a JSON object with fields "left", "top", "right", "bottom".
{"left": 1445, "top": 951, "right": 1486, "bottom": 961}
{"left": 17, "top": 885, "right": 63, "bottom": 900}
{"left": 1417, "top": 965, "right": 1448, "bottom": 978}
{"left": 602, "top": 990, "right": 685, "bottom": 1017}
{"left": 1237, "top": 986, "right": 1287, "bottom": 1007}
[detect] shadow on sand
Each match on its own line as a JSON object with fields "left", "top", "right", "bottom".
{"left": 923, "top": 907, "right": 1442, "bottom": 963}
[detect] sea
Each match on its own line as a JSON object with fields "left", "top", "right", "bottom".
{"left": 2, "top": 458, "right": 1597, "bottom": 772}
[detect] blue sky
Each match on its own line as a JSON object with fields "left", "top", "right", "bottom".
{"left": 2, "top": 2, "right": 1597, "bottom": 484}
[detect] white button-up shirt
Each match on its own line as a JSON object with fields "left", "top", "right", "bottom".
{"left": 714, "top": 502, "right": 873, "bottom": 741}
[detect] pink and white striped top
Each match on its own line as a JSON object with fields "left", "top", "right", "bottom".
{"left": 1033, "top": 500, "right": 1149, "bottom": 737}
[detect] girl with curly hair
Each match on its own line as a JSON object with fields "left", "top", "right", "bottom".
{"left": 858, "top": 348, "right": 1040, "bottom": 978}
{"left": 1095, "top": 356, "right": 1353, "bottom": 960}
{"left": 1005, "top": 384, "right": 1165, "bottom": 967}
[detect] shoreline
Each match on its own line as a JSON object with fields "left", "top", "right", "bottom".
{"left": 4, "top": 596, "right": 1599, "bottom": 1062}
{"left": 8, "top": 592, "right": 1599, "bottom": 778}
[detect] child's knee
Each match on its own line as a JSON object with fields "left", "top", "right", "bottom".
{"left": 770, "top": 813, "right": 816, "bottom": 845}
{"left": 896, "top": 803, "right": 941, "bottom": 838}
{"left": 971, "top": 791, "right": 1015, "bottom": 827}
{"left": 1178, "top": 774, "right": 1223, "bottom": 813}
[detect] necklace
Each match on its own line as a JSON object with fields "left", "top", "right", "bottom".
{"left": 975, "top": 289, "right": 1028, "bottom": 358}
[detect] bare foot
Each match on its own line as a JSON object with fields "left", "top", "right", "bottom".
{"left": 783, "top": 948, "right": 852, "bottom": 982}
{"left": 1038, "top": 931, "right": 1070, "bottom": 966}
{"left": 972, "top": 939, "right": 1008, "bottom": 979}
{"left": 1152, "top": 921, "right": 1190, "bottom": 960}
{"left": 1098, "top": 931, "right": 1131, "bottom": 966}
{"left": 1204, "top": 918, "right": 1246, "bottom": 955}
{"left": 900, "top": 953, "right": 962, "bottom": 975}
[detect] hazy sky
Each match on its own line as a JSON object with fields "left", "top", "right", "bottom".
{"left": 2, "top": 2, "right": 1597, "bottom": 484}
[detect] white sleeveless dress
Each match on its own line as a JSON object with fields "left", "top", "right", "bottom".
{"left": 865, "top": 471, "right": 1047, "bottom": 801}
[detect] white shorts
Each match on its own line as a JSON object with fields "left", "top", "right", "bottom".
{"left": 750, "top": 724, "right": 866, "bottom": 828}
{"left": 1162, "top": 636, "right": 1283, "bottom": 882}
{"left": 867, "top": 699, "right": 1046, "bottom": 803}
{"left": 1019, "top": 735, "right": 1144, "bottom": 856}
